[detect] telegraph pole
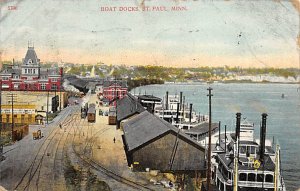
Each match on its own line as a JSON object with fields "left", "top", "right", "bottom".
{"left": 7, "top": 93, "right": 17, "bottom": 141}
{"left": 59, "top": 67, "right": 63, "bottom": 111}
{"left": 0, "top": 80, "right": 2, "bottom": 156}
{"left": 47, "top": 91, "right": 49, "bottom": 124}
{"left": 207, "top": 87, "right": 213, "bottom": 191}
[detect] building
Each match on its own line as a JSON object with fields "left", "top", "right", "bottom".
{"left": 137, "top": 94, "right": 161, "bottom": 114}
{"left": 122, "top": 111, "right": 206, "bottom": 173}
{"left": 116, "top": 93, "right": 145, "bottom": 129}
{"left": 0, "top": 104, "right": 37, "bottom": 125}
{"left": 103, "top": 80, "right": 127, "bottom": 105}
{"left": 0, "top": 45, "right": 63, "bottom": 91}
{"left": 185, "top": 122, "right": 219, "bottom": 142}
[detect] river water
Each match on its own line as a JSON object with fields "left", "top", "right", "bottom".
{"left": 132, "top": 83, "right": 300, "bottom": 191}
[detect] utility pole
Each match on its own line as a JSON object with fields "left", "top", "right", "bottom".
{"left": 59, "top": 67, "right": 63, "bottom": 111}
{"left": 7, "top": 93, "right": 17, "bottom": 141}
{"left": 207, "top": 87, "right": 213, "bottom": 191}
{"left": 0, "top": 80, "right": 2, "bottom": 156}
{"left": 47, "top": 91, "right": 49, "bottom": 124}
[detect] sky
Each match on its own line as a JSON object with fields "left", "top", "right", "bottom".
{"left": 0, "top": 0, "right": 299, "bottom": 68}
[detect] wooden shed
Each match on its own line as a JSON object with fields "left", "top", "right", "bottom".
{"left": 116, "top": 93, "right": 145, "bottom": 129}
{"left": 122, "top": 111, "right": 206, "bottom": 173}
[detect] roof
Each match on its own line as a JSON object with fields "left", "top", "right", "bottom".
{"left": 239, "top": 140, "right": 259, "bottom": 146}
{"left": 116, "top": 93, "right": 145, "bottom": 122}
{"left": 67, "top": 77, "right": 88, "bottom": 88}
{"left": 23, "top": 47, "right": 39, "bottom": 65}
{"left": 185, "top": 122, "right": 219, "bottom": 135}
{"left": 123, "top": 111, "right": 205, "bottom": 152}
{"left": 103, "top": 80, "right": 127, "bottom": 88}
{"left": 88, "top": 106, "right": 96, "bottom": 113}
{"left": 137, "top": 95, "right": 162, "bottom": 102}
{"left": 0, "top": 67, "right": 21, "bottom": 75}
{"left": 217, "top": 153, "right": 275, "bottom": 171}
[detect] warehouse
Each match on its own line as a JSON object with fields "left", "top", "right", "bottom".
{"left": 116, "top": 93, "right": 145, "bottom": 129}
{"left": 122, "top": 111, "right": 206, "bottom": 173}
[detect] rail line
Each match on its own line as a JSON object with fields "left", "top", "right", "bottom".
{"left": 35, "top": 108, "right": 80, "bottom": 190}
{"left": 14, "top": 106, "right": 77, "bottom": 191}
{"left": 70, "top": 118, "right": 154, "bottom": 191}
{"left": 26, "top": 107, "right": 77, "bottom": 191}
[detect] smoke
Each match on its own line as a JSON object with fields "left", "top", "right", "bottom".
{"left": 249, "top": 100, "right": 268, "bottom": 113}
{"left": 228, "top": 105, "right": 241, "bottom": 113}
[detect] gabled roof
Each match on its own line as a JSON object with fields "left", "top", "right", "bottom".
{"left": 23, "top": 47, "right": 39, "bottom": 65}
{"left": 123, "top": 111, "right": 205, "bottom": 152}
{"left": 116, "top": 93, "right": 145, "bottom": 122}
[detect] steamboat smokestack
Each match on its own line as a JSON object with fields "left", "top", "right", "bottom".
{"left": 260, "top": 113, "right": 268, "bottom": 162}
{"left": 189, "top": 103, "right": 193, "bottom": 124}
{"left": 236, "top": 113, "right": 241, "bottom": 159}
{"left": 179, "top": 92, "right": 183, "bottom": 110}
{"left": 235, "top": 113, "right": 241, "bottom": 141}
{"left": 165, "top": 91, "right": 169, "bottom": 110}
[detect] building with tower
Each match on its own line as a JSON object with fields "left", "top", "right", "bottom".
{"left": 0, "top": 45, "right": 63, "bottom": 91}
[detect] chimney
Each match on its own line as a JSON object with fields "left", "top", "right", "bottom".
{"left": 260, "top": 113, "right": 268, "bottom": 162}
{"left": 176, "top": 102, "right": 180, "bottom": 123}
{"left": 165, "top": 91, "right": 169, "bottom": 110}
{"left": 235, "top": 113, "right": 241, "bottom": 141}
{"left": 189, "top": 103, "right": 193, "bottom": 124}
{"left": 179, "top": 92, "right": 183, "bottom": 110}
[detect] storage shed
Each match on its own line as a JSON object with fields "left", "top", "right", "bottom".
{"left": 122, "top": 111, "right": 206, "bottom": 173}
{"left": 116, "top": 93, "right": 145, "bottom": 129}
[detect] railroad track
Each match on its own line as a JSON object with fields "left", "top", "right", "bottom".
{"left": 72, "top": 148, "right": 153, "bottom": 191}
{"left": 14, "top": 106, "right": 78, "bottom": 191}
{"left": 70, "top": 118, "right": 154, "bottom": 191}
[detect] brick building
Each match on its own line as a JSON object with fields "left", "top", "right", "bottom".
{"left": 103, "top": 80, "right": 127, "bottom": 105}
{"left": 0, "top": 46, "right": 63, "bottom": 91}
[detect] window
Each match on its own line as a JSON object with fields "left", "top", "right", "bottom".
{"left": 240, "top": 146, "right": 246, "bottom": 154}
{"left": 14, "top": 84, "right": 19, "bottom": 89}
{"left": 52, "top": 78, "right": 57, "bottom": 82}
{"left": 41, "top": 84, "right": 46, "bottom": 90}
{"left": 257, "top": 174, "right": 264, "bottom": 182}
{"left": 33, "top": 69, "right": 35, "bottom": 74}
{"left": 248, "top": 173, "right": 256, "bottom": 181}
{"left": 51, "top": 84, "right": 57, "bottom": 90}
{"left": 265, "top": 174, "right": 273, "bottom": 182}
{"left": 239, "top": 173, "right": 247, "bottom": 181}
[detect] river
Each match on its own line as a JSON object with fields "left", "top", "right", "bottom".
{"left": 132, "top": 82, "right": 300, "bottom": 190}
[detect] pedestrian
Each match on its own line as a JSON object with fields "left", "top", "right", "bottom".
{"left": 113, "top": 137, "right": 116, "bottom": 143}
{"left": 59, "top": 123, "right": 62, "bottom": 129}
